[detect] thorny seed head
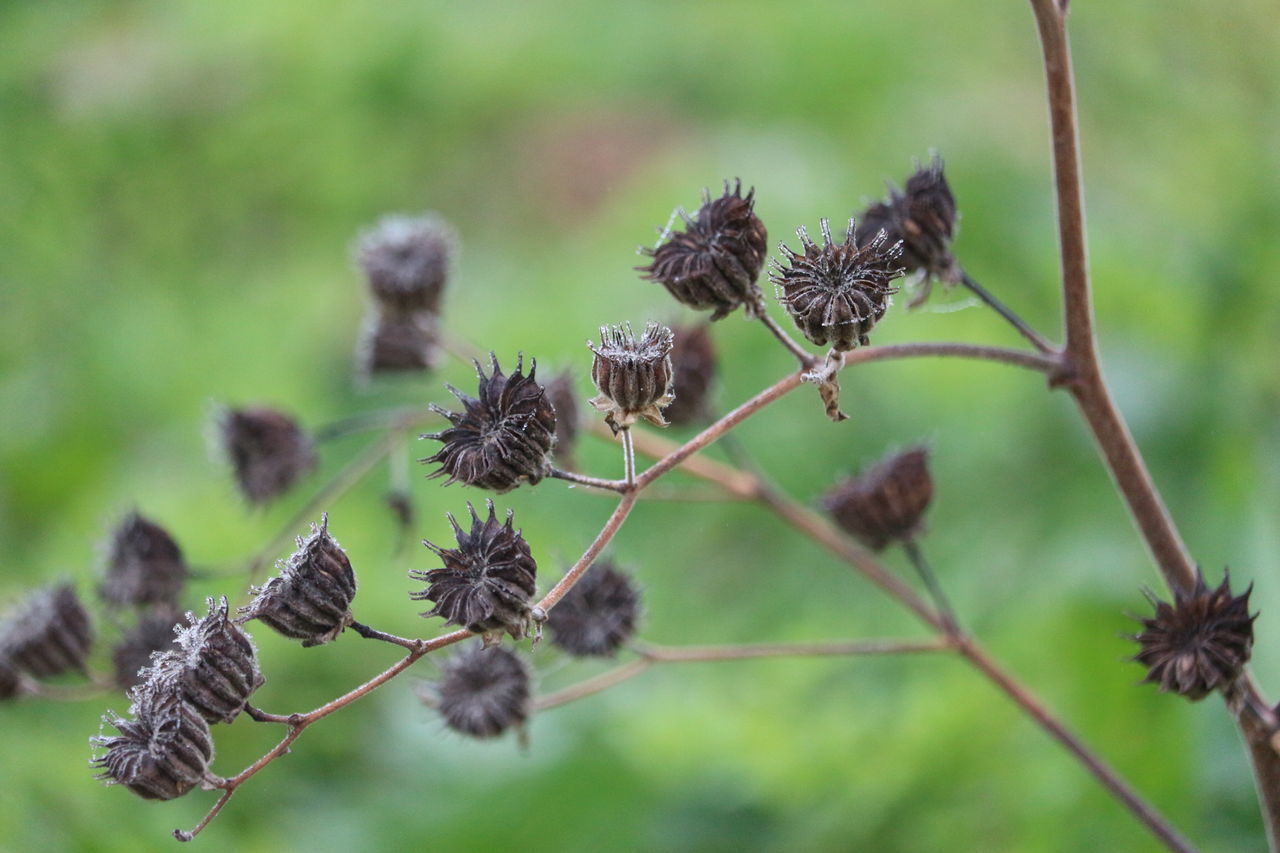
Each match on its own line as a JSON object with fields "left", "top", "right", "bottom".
{"left": 1133, "top": 570, "right": 1255, "bottom": 701}
{"left": 432, "top": 643, "right": 531, "bottom": 739}
{"left": 548, "top": 560, "right": 642, "bottom": 658}
{"left": 218, "top": 407, "right": 318, "bottom": 505}
{"left": 0, "top": 656, "right": 20, "bottom": 702}
{"left": 112, "top": 610, "right": 182, "bottom": 690}
{"left": 772, "top": 219, "right": 903, "bottom": 352}
{"left": 356, "top": 310, "right": 440, "bottom": 378}
{"left": 822, "top": 446, "right": 934, "bottom": 551}
{"left": 662, "top": 324, "right": 718, "bottom": 427}
{"left": 855, "top": 155, "right": 960, "bottom": 294}
{"left": 99, "top": 512, "right": 188, "bottom": 610}
{"left": 411, "top": 501, "right": 539, "bottom": 640}
{"left": 92, "top": 687, "right": 215, "bottom": 801}
{"left": 587, "top": 322, "right": 676, "bottom": 434}
{"left": 544, "top": 369, "right": 581, "bottom": 467}
{"left": 422, "top": 354, "right": 557, "bottom": 493}
{"left": 355, "top": 213, "right": 457, "bottom": 316}
{"left": 240, "top": 515, "right": 357, "bottom": 647}
{"left": 0, "top": 584, "right": 94, "bottom": 679}
{"left": 639, "top": 180, "right": 769, "bottom": 320}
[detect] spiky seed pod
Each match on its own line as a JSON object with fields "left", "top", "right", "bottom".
{"left": 240, "top": 516, "right": 357, "bottom": 647}
{"left": 822, "top": 447, "right": 934, "bottom": 551}
{"left": 355, "top": 213, "right": 457, "bottom": 316}
{"left": 855, "top": 155, "right": 960, "bottom": 287}
{"left": 639, "top": 180, "right": 769, "bottom": 320}
{"left": 772, "top": 219, "right": 903, "bottom": 351}
{"left": 548, "top": 561, "right": 642, "bottom": 658}
{"left": 411, "top": 501, "right": 538, "bottom": 639}
{"left": 92, "top": 688, "right": 214, "bottom": 801}
{"left": 544, "top": 370, "right": 581, "bottom": 466}
{"left": 218, "top": 407, "right": 318, "bottom": 505}
{"left": 112, "top": 611, "right": 182, "bottom": 690}
{"left": 422, "top": 354, "right": 557, "bottom": 493}
{"left": 1133, "top": 571, "right": 1255, "bottom": 701}
{"left": 0, "top": 584, "right": 94, "bottom": 679}
{"left": 0, "top": 657, "right": 20, "bottom": 701}
{"left": 99, "top": 512, "right": 188, "bottom": 610}
{"left": 662, "top": 324, "right": 718, "bottom": 426}
{"left": 356, "top": 310, "right": 439, "bottom": 377}
{"left": 434, "top": 644, "right": 531, "bottom": 739}
{"left": 587, "top": 322, "right": 676, "bottom": 434}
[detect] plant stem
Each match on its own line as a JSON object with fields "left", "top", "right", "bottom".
{"left": 349, "top": 620, "right": 423, "bottom": 651}
{"left": 536, "top": 493, "right": 639, "bottom": 612}
{"left": 547, "top": 467, "right": 628, "bottom": 493}
{"left": 902, "top": 539, "right": 961, "bottom": 635}
{"left": 959, "top": 270, "right": 1056, "bottom": 355}
{"left": 621, "top": 427, "right": 636, "bottom": 488}
{"left": 754, "top": 309, "right": 817, "bottom": 369}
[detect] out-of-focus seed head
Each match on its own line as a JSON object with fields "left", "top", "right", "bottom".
{"left": 855, "top": 155, "right": 960, "bottom": 288}
{"left": 587, "top": 322, "right": 675, "bottom": 434}
{"left": 544, "top": 370, "right": 581, "bottom": 467}
{"left": 240, "top": 516, "right": 357, "bottom": 647}
{"left": 112, "top": 610, "right": 182, "bottom": 690}
{"left": 0, "top": 656, "right": 20, "bottom": 701}
{"left": 218, "top": 407, "right": 318, "bottom": 505}
{"left": 92, "top": 688, "right": 214, "bottom": 801}
{"left": 822, "top": 446, "right": 934, "bottom": 551}
{"left": 99, "top": 512, "right": 188, "bottom": 610}
{"left": 411, "top": 501, "right": 538, "bottom": 640}
{"left": 1133, "top": 570, "right": 1255, "bottom": 701}
{"left": 356, "top": 310, "right": 440, "bottom": 378}
{"left": 639, "top": 181, "right": 769, "bottom": 320}
{"left": 548, "top": 561, "right": 642, "bottom": 658}
{"left": 355, "top": 213, "right": 457, "bottom": 316}
{"left": 433, "top": 643, "right": 531, "bottom": 739}
{"left": 0, "top": 584, "right": 94, "bottom": 679}
{"left": 422, "top": 354, "right": 557, "bottom": 493}
{"left": 772, "top": 219, "right": 903, "bottom": 352}
{"left": 662, "top": 324, "right": 718, "bottom": 426}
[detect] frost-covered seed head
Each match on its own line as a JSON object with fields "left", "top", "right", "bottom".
{"left": 587, "top": 322, "right": 675, "bottom": 434}
{"left": 0, "top": 584, "right": 94, "bottom": 679}
{"left": 356, "top": 213, "right": 457, "bottom": 316}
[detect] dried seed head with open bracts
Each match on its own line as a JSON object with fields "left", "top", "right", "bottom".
{"left": 422, "top": 354, "right": 556, "bottom": 493}
{"left": 99, "top": 512, "right": 188, "bottom": 610}
{"left": 432, "top": 643, "right": 531, "bottom": 739}
{"left": 1133, "top": 570, "right": 1255, "bottom": 701}
{"left": 639, "top": 180, "right": 769, "bottom": 320}
{"left": 355, "top": 213, "right": 457, "bottom": 316}
{"left": 218, "top": 407, "right": 318, "bottom": 505}
{"left": 822, "top": 446, "right": 934, "bottom": 551}
{"left": 855, "top": 155, "right": 960, "bottom": 295}
{"left": 92, "top": 688, "right": 215, "bottom": 801}
{"left": 548, "top": 560, "right": 642, "bottom": 658}
{"left": 662, "top": 323, "right": 718, "bottom": 427}
{"left": 772, "top": 219, "right": 903, "bottom": 352}
{"left": 0, "top": 584, "right": 94, "bottom": 679}
{"left": 240, "top": 516, "right": 357, "bottom": 647}
{"left": 112, "top": 610, "right": 182, "bottom": 690}
{"left": 587, "top": 322, "right": 675, "bottom": 434}
{"left": 411, "top": 501, "right": 539, "bottom": 641}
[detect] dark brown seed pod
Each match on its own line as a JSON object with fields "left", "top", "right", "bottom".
{"left": 638, "top": 180, "right": 769, "bottom": 320}
{"left": 92, "top": 688, "right": 215, "bottom": 801}
{"left": 356, "top": 310, "right": 440, "bottom": 377}
{"left": 218, "top": 407, "right": 318, "bottom": 505}
{"left": 411, "top": 501, "right": 539, "bottom": 640}
{"left": 99, "top": 512, "right": 188, "bottom": 610}
{"left": 433, "top": 643, "right": 531, "bottom": 739}
{"left": 822, "top": 446, "right": 934, "bottom": 551}
{"left": 0, "top": 584, "right": 94, "bottom": 679}
{"left": 112, "top": 611, "right": 182, "bottom": 690}
{"left": 355, "top": 213, "right": 457, "bottom": 316}
{"left": 548, "top": 561, "right": 642, "bottom": 658}
{"left": 544, "top": 370, "right": 581, "bottom": 467}
{"left": 240, "top": 516, "right": 357, "bottom": 647}
{"left": 1133, "top": 570, "right": 1255, "bottom": 701}
{"left": 772, "top": 219, "right": 903, "bottom": 352}
{"left": 662, "top": 324, "right": 718, "bottom": 426}
{"left": 855, "top": 155, "right": 960, "bottom": 290}
{"left": 422, "top": 354, "right": 557, "bottom": 493}
{"left": 587, "top": 322, "right": 675, "bottom": 434}
{"left": 0, "top": 656, "right": 20, "bottom": 701}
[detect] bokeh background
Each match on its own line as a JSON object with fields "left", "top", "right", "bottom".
{"left": 2, "top": 1, "right": 1278, "bottom": 851}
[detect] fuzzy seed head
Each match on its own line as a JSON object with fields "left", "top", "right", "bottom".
{"left": 0, "top": 584, "right": 94, "bottom": 679}
{"left": 434, "top": 644, "right": 531, "bottom": 739}
{"left": 822, "top": 447, "right": 934, "bottom": 551}
{"left": 112, "top": 610, "right": 182, "bottom": 690}
{"left": 356, "top": 213, "right": 457, "bottom": 315}
{"left": 356, "top": 310, "right": 440, "bottom": 377}
{"left": 587, "top": 322, "right": 675, "bottom": 434}
{"left": 548, "top": 561, "right": 642, "bottom": 658}
{"left": 662, "top": 324, "right": 718, "bottom": 426}
{"left": 99, "top": 512, "right": 188, "bottom": 609}
{"left": 218, "top": 407, "right": 317, "bottom": 505}
{"left": 855, "top": 155, "right": 959, "bottom": 286}
{"left": 92, "top": 688, "right": 214, "bottom": 801}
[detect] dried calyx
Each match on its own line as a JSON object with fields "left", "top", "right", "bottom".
{"left": 0, "top": 584, "right": 94, "bottom": 679}
{"left": 587, "top": 322, "right": 676, "bottom": 435}
{"left": 99, "top": 512, "right": 187, "bottom": 610}
{"left": 112, "top": 610, "right": 182, "bottom": 690}
{"left": 822, "top": 446, "right": 934, "bottom": 551}
{"left": 544, "top": 370, "right": 581, "bottom": 468}
{"left": 662, "top": 324, "right": 718, "bottom": 427}
{"left": 92, "top": 687, "right": 215, "bottom": 801}
{"left": 431, "top": 643, "right": 531, "bottom": 739}
{"left": 357, "top": 311, "right": 440, "bottom": 377}
{"left": 547, "top": 560, "right": 642, "bottom": 658}
{"left": 356, "top": 213, "right": 457, "bottom": 316}
{"left": 218, "top": 407, "right": 317, "bottom": 505}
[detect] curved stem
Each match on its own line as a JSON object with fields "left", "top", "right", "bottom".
{"left": 537, "top": 493, "right": 639, "bottom": 613}
{"left": 754, "top": 310, "right": 818, "bottom": 369}
{"left": 959, "top": 270, "right": 1056, "bottom": 355}
{"left": 902, "top": 539, "right": 961, "bottom": 635}
{"left": 547, "top": 467, "right": 627, "bottom": 493}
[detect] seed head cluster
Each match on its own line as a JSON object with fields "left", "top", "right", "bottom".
{"left": 587, "top": 322, "right": 675, "bottom": 434}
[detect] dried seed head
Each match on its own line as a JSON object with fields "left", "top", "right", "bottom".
{"left": 548, "top": 561, "right": 642, "bottom": 658}
{"left": 240, "top": 516, "right": 357, "bottom": 647}
{"left": 0, "top": 656, "right": 20, "bottom": 701}
{"left": 0, "top": 584, "right": 94, "bottom": 679}
{"left": 1133, "top": 570, "right": 1255, "bottom": 701}
{"left": 218, "top": 407, "right": 318, "bottom": 505}
{"left": 587, "top": 322, "right": 676, "bottom": 434}
{"left": 99, "top": 512, "right": 188, "bottom": 609}
{"left": 411, "top": 501, "right": 538, "bottom": 639}
{"left": 112, "top": 610, "right": 182, "bottom": 690}
{"left": 356, "top": 310, "right": 440, "bottom": 377}
{"left": 434, "top": 643, "right": 531, "bottom": 739}
{"left": 662, "top": 324, "right": 718, "bottom": 426}
{"left": 356, "top": 213, "right": 457, "bottom": 315}
{"left": 822, "top": 446, "right": 934, "bottom": 551}
{"left": 544, "top": 370, "right": 581, "bottom": 467}
{"left": 422, "top": 354, "right": 557, "bottom": 493}
{"left": 92, "top": 688, "right": 214, "bottom": 801}
{"left": 639, "top": 180, "right": 769, "bottom": 320}
{"left": 772, "top": 219, "right": 903, "bottom": 351}
{"left": 855, "top": 155, "right": 960, "bottom": 289}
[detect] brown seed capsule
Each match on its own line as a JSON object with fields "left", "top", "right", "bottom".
{"left": 0, "top": 584, "right": 94, "bottom": 679}
{"left": 433, "top": 643, "right": 531, "bottom": 739}
{"left": 548, "top": 561, "right": 642, "bottom": 658}
{"left": 355, "top": 213, "right": 457, "bottom": 316}
{"left": 662, "top": 324, "right": 718, "bottom": 427}
{"left": 356, "top": 310, "right": 440, "bottom": 377}
{"left": 1133, "top": 570, "right": 1255, "bottom": 701}
{"left": 240, "top": 516, "right": 357, "bottom": 647}
{"left": 411, "top": 501, "right": 538, "bottom": 640}
{"left": 587, "top": 322, "right": 675, "bottom": 434}
{"left": 772, "top": 219, "right": 903, "bottom": 352}
{"left": 855, "top": 155, "right": 960, "bottom": 291}
{"left": 639, "top": 180, "right": 769, "bottom": 320}
{"left": 822, "top": 447, "right": 934, "bottom": 551}
{"left": 219, "top": 407, "right": 318, "bottom": 505}
{"left": 544, "top": 370, "right": 581, "bottom": 467}
{"left": 0, "top": 656, "right": 20, "bottom": 701}
{"left": 422, "top": 354, "right": 557, "bottom": 493}
{"left": 99, "top": 512, "right": 188, "bottom": 610}
{"left": 92, "top": 688, "right": 215, "bottom": 801}
{"left": 112, "top": 610, "right": 182, "bottom": 690}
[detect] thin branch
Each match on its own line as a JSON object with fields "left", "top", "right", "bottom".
{"left": 536, "top": 493, "right": 639, "bottom": 613}
{"left": 547, "top": 467, "right": 628, "bottom": 493}
{"left": 959, "top": 270, "right": 1056, "bottom": 354}
{"left": 902, "top": 539, "right": 961, "bottom": 635}
{"left": 349, "top": 620, "right": 423, "bottom": 651}
{"left": 312, "top": 406, "right": 436, "bottom": 443}
{"left": 754, "top": 309, "right": 818, "bottom": 369}
{"left": 534, "top": 658, "right": 654, "bottom": 711}
{"left": 621, "top": 428, "right": 636, "bottom": 489}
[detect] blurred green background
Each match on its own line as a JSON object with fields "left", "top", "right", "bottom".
{"left": 2, "top": 1, "right": 1278, "bottom": 851}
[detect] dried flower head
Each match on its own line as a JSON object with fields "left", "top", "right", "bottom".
{"left": 822, "top": 446, "right": 934, "bottom": 551}
{"left": 92, "top": 688, "right": 215, "bottom": 801}
{"left": 0, "top": 656, "right": 20, "bottom": 701}
{"left": 99, "top": 512, "right": 188, "bottom": 609}
{"left": 1133, "top": 571, "right": 1255, "bottom": 701}
{"left": 240, "top": 516, "right": 357, "bottom": 647}
{"left": 433, "top": 644, "right": 531, "bottom": 739}
{"left": 772, "top": 219, "right": 903, "bottom": 351}
{"left": 544, "top": 370, "right": 581, "bottom": 467}
{"left": 662, "top": 324, "right": 718, "bottom": 426}
{"left": 0, "top": 584, "right": 94, "bottom": 679}
{"left": 356, "top": 310, "right": 440, "bottom": 377}
{"left": 422, "top": 354, "right": 557, "bottom": 493}
{"left": 411, "top": 501, "right": 539, "bottom": 640}
{"left": 587, "top": 322, "right": 675, "bottom": 434}
{"left": 219, "top": 407, "right": 318, "bottom": 505}
{"left": 112, "top": 611, "right": 182, "bottom": 690}
{"left": 548, "top": 561, "right": 642, "bottom": 658}
{"left": 356, "top": 213, "right": 457, "bottom": 316}
{"left": 855, "top": 155, "right": 960, "bottom": 293}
